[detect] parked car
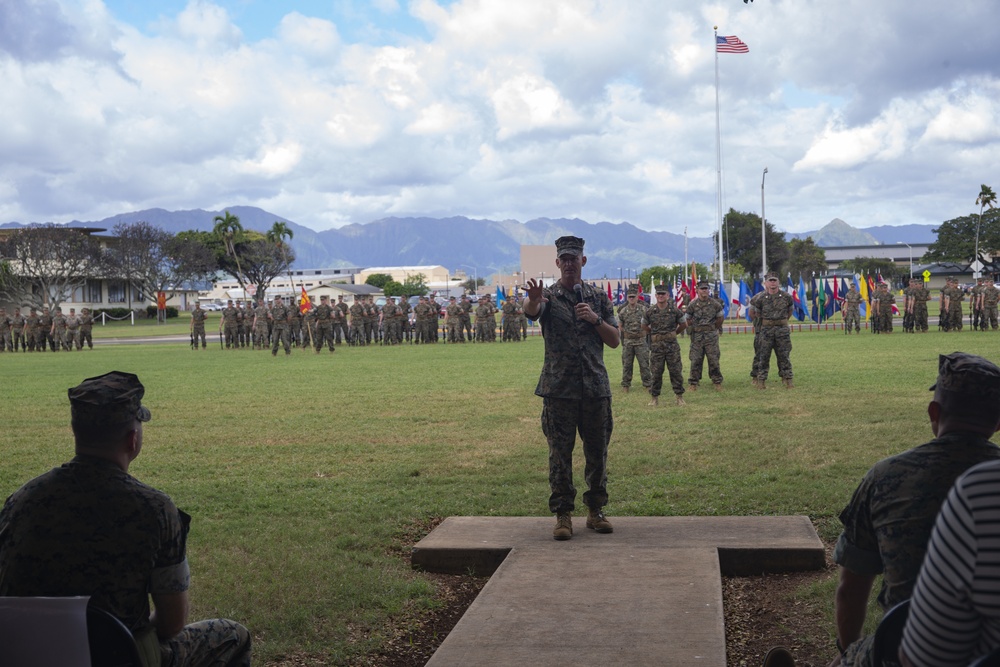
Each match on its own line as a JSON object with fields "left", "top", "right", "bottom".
{"left": 201, "top": 303, "right": 223, "bottom": 311}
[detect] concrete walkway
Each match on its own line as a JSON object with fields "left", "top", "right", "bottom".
{"left": 412, "top": 516, "right": 824, "bottom": 666}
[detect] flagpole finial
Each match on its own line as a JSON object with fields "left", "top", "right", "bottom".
{"left": 714, "top": 25, "right": 718, "bottom": 30}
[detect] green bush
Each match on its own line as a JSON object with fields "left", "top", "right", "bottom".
{"left": 145, "top": 306, "right": 179, "bottom": 319}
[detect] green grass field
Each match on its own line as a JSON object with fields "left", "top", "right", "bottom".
{"left": 1, "top": 327, "right": 997, "bottom": 663}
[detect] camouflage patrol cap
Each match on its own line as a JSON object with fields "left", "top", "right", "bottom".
{"left": 765, "top": 273, "right": 779, "bottom": 281}
{"left": 655, "top": 283, "right": 669, "bottom": 294}
{"left": 555, "top": 236, "right": 585, "bottom": 257}
{"left": 69, "top": 371, "right": 151, "bottom": 428}
{"left": 627, "top": 284, "right": 639, "bottom": 295}
{"left": 697, "top": 280, "right": 710, "bottom": 289}
{"left": 929, "top": 352, "right": 1000, "bottom": 403}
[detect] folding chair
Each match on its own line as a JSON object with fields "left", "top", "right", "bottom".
{"left": 869, "top": 598, "right": 911, "bottom": 666}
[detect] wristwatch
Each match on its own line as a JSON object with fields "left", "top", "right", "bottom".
{"left": 593, "top": 317, "right": 603, "bottom": 327}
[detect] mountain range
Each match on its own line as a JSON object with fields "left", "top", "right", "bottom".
{"left": 2, "top": 208, "right": 939, "bottom": 280}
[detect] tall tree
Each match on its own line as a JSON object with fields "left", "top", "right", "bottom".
{"left": 267, "top": 220, "right": 296, "bottom": 296}
{"left": 0, "top": 225, "right": 104, "bottom": 311}
{"left": 231, "top": 233, "right": 294, "bottom": 303}
{"left": 106, "top": 221, "right": 216, "bottom": 320}
{"left": 785, "top": 238, "right": 827, "bottom": 280}
{"left": 975, "top": 184, "right": 997, "bottom": 277}
{"left": 714, "top": 208, "right": 789, "bottom": 280}
{"left": 212, "top": 211, "right": 247, "bottom": 295}
{"left": 924, "top": 210, "right": 1000, "bottom": 264}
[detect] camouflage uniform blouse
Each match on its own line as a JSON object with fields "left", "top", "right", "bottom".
{"left": 685, "top": 296, "right": 723, "bottom": 329}
{"left": 642, "top": 300, "right": 685, "bottom": 335}
{"left": 0, "top": 455, "right": 190, "bottom": 635}
{"left": 617, "top": 301, "right": 647, "bottom": 339}
{"left": 750, "top": 290, "right": 794, "bottom": 321}
{"left": 530, "top": 282, "right": 617, "bottom": 400}
{"left": 833, "top": 433, "right": 1000, "bottom": 611}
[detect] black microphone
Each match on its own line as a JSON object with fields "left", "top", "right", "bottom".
{"left": 573, "top": 283, "right": 583, "bottom": 303}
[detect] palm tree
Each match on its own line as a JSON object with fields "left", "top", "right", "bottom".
{"left": 267, "top": 221, "right": 295, "bottom": 302}
{"left": 212, "top": 210, "right": 247, "bottom": 296}
{"left": 975, "top": 184, "right": 996, "bottom": 278}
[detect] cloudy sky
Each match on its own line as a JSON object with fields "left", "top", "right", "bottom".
{"left": 2, "top": 0, "right": 998, "bottom": 236}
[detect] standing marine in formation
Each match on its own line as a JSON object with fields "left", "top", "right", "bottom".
{"left": 685, "top": 281, "right": 724, "bottom": 391}
{"left": 616, "top": 285, "right": 651, "bottom": 393}
{"left": 748, "top": 273, "right": 794, "bottom": 390}
{"left": 642, "top": 284, "right": 687, "bottom": 406}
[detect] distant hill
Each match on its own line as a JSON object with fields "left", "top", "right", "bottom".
{"left": 2, "top": 208, "right": 714, "bottom": 279}
{"left": 789, "top": 219, "right": 938, "bottom": 246}
{"left": 3, "top": 208, "right": 937, "bottom": 276}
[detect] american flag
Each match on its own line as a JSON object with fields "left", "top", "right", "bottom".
{"left": 716, "top": 35, "right": 749, "bottom": 54}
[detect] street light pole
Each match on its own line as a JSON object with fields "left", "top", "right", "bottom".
{"left": 761, "top": 167, "right": 768, "bottom": 278}
{"left": 899, "top": 242, "right": 912, "bottom": 279}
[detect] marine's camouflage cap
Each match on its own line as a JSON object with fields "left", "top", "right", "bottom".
{"left": 69, "top": 371, "right": 151, "bottom": 427}
{"left": 555, "top": 235, "right": 585, "bottom": 257}
{"left": 655, "top": 284, "right": 669, "bottom": 294}
{"left": 697, "top": 280, "right": 710, "bottom": 288}
{"left": 765, "top": 273, "right": 779, "bottom": 281}
{"left": 627, "top": 284, "right": 639, "bottom": 295}
{"left": 929, "top": 352, "right": 1000, "bottom": 402}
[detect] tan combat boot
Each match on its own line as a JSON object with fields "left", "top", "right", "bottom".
{"left": 758, "top": 380, "right": 767, "bottom": 390}
{"left": 553, "top": 513, "right": 573, "bottom": 541}
{"left": 586, "top": 509, "right": 613, "bottom": 534}
{"left": 783, "top": 378, "right": 795, "bottom": 389}
{"left": 648, "top": 396, "right": 659, "bottom": 407}
{"left": 675, "top": 395, "right": 686, "bottom": 406}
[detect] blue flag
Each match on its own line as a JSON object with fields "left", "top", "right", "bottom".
{"left": 717, "top": 281, "right": 730, "bottom": 318}
{"left": 739, "top": 280, "right": 751, "bottom": 321}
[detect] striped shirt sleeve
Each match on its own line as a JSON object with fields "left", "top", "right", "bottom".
{"left": 901, "top": 460, "right": 1000, "bottom": 666}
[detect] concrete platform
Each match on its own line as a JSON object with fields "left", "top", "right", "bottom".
{"left": 412, "top": 516, "right": 824, "bottom": 666}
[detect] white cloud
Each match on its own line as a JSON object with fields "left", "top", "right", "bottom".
{"left": 1, "top": 0, "right": 999, "bottom": 233}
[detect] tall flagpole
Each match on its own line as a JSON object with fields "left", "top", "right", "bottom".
{"left": 713, "top": 27, "right": 725, "bottom": 288}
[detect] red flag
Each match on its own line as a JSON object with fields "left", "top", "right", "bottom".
{"left": 607, "top": 282, "right": 613, "bottom": 302}
{"left": 299, "top": 286, "right": 312, "bottom": 314}
{"left": 689, "top": 263, "right": 698, "bottom": 298}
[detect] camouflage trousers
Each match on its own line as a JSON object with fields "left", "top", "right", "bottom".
{"left": 843, "top": 308, "right": 860, "bottom": 331}
{"left": 688, "top": 330, "right": 722, "bottom": 386}
{"left": 620, "top": 338, "right": 651, "bottom": 388}
{"left": 271, "top": 325, "right": 291, "bottom": 354}
{"left": 253, "top": 324, "right": 268, "bottom": 349}
{"left": 750, "top": 328, "right": 762, "bottom": 380}
{"left": 81, "top": 328, "right": 93, "bottom": 349}
{"left": 755, "top": 325, "right": 792, "bottom": 382}
{"left": 66, "top": 328, "right": 81, "bottom": 350}
{"left": 877, "top": 310, "right": 893, "bottom": 333}
{"left": 475, "top": 319, "right": 494, "bottom": 342}
{"left": 0, "top": 329, "right": 10, "bottom": 351}
{"left": 315, "top": 322, "right": 335, "bottom": 351}
{"left": 649, "top": 339, "right": 684, "bottom": 397}
{"left": 192, "top": 326, "right": 206, "bottom": 348}
{"left": 446, "top": 320, "right": 462, "bottom": 342}
{"left": 542, "top": 396, "right": 613, "bottom": 514}
{"left": 224, "top": 323, "right": 238, "bottom": 348}
{"left": 913, "top": 304, "right": 928, "bottom": 331}
{"left": 502, "top": 319, "right": 520, "bottom": 341}
{"left": 948, "top": 304, "right": 963, "bottom": 331}
{"left": 985, "top": 304, "right": 999, "bottom": 330}
{"left": 349, "top": 324, "right": 365, "bottom": 345}
{"left": 159, "top": 618, "right": 252, "bottom": 667}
